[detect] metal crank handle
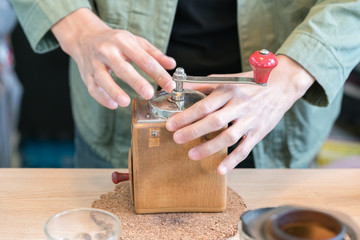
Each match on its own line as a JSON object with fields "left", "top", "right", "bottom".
{"left": 173, "top": 49, "right": 278, "bottom": 87}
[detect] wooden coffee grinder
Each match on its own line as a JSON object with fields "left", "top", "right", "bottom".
{"left": 113, "top": 49, "right": 277, "bottom": 214}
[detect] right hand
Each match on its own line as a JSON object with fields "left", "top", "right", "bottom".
{"left": 52, "top": 8, "right": 176, "bottom": 109}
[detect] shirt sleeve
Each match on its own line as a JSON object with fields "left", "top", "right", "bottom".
{"left": 10, "top": 0, "right": 93, "bottom": 53}
{"left": 277, "top": 0, "right": 360, "bottom": 107}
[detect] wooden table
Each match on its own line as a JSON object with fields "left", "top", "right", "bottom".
{"left": 0, "top": 169, "right": 359, "bottom": 239}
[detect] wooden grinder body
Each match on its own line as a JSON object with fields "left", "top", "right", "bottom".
{"left": 129, "top": 98, "right": 227, "bottom": 214}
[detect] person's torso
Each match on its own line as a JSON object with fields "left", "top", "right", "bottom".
{"left": 73, "top": 0, "right": 338, "bottom": 168}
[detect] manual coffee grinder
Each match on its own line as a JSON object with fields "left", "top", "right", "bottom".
{"left": 118, "top": 49, "right": 277, "bottom": 214}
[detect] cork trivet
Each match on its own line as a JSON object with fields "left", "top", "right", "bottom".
{"left": 92, "top": 182, "right": 246, "bottom": 240}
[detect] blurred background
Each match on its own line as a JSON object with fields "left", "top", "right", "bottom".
{"left": 1, "top": 0, "right": 74, "bottom": 168}
{"left": 1, "top": 1, "right": 360, "bottom": 168}
{"left": 11, "top": 24, "right": 74, "bottom": 168}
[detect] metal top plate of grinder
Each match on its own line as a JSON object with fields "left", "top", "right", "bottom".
{"left": 136, "top": 85, "right": 206, "bottom": 122}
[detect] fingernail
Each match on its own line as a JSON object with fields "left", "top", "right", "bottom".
{"left": 218, "top": 165, "right": 227, "bottom": 175}
{"left": 164, "top": 80, "right": 175, "bottom": 93}
{"left": 173, "top": 132, "right": 184, "bottom": 144}
{"left": 140, "top": 85, "right": 154, "bottom": 100}
{"left": 117, "top": 95, "right": 130, "bottom": 107}
{"left": 168, "top": 57, "right": 176, "bottom": 68}
{"left": 166, "top": 120, "right": 175, "bottom": 131}
{"left": 189, "top": 148, "right": 200, "bottom": 160}
{"left": 109, "top": 99, "right": 118, "bottom": 109}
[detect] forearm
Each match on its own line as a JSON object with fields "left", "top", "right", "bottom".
{"left": 277, "top": 0, "right": 360, "bottom": 107}
{"left": 10, "top": 0, "right": 92, "bottom": 53}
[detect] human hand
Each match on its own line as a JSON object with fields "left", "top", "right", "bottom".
{"left": 52, "top": 8, "right": 176, "bottom": 109}
{"left": 182, "top": 82, "right": 218, "bottom": 95}
{"left": 166, "top": 55, "right": 315, "bottom": 175}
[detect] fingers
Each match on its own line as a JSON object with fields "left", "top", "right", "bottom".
{"left": 138, "top": 37, "right": 176, "bottom": 70}
{"left": 187, "top": 120, "right": 247, "bottom": 160}
{"left": 121, "top": 38, "right": 175, "bottom": 93}
{"left": 182, "top": 116, "right": 259, "bottom": 176}
{"left": 62, "top": 23, "right": 176, "bottom": 109}
{"left": 94, "top": 31, "right": 175, "bottom": 99}
{"left": 172, "top": 109, "right": 235, "bottom": 145}
{"left": 85, "top": 73, "right": 119, "bottom": 109}
{"left": 217, "top": 132, "right": 259, "bottom": 175}
{"left": 166, "top": 86, "right": 232, "bottom": 132}
{"left": 105, "top": 56, "right": 156, "bottom": 100}
{"left": 95, "top": 43, "right": 155, "bottom": 100}
{"left": 92, "top": 63, "right": 131, "bottom": 107}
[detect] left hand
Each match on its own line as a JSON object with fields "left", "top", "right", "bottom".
{"left": 166, "top": 55, "right": 315, "bottom": 175}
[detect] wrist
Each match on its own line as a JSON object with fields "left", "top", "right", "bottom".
{"left": 272, "top": 55, "right": 315, "bottom": 101}
{"left": 51, "top": 8, "right": 109, "bottom": 57}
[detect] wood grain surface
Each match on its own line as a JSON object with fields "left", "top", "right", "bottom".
{"left": 0, "top": 169, "right": 359, "bottom": 239}
{"left": 131, "top": 120, "right": 226, "bottom": 213}
{"left": 131, "top": 98, "right": 226, "bottom": 213}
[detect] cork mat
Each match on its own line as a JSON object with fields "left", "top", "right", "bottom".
{"left": 92, "top": 182, "right": 246, "bottom": 240}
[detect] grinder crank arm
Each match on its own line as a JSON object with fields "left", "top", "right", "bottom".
{"left": 173, "top": 49, "right": 277, "bottom": 88}
{"left": 170, "top": 49, "right": 278, "bottom": 104}
{"left": 174, "top": 75, "right": 258, "bottom": 85}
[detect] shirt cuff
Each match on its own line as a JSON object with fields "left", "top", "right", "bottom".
{"left": 20, "top": 0, "right": 92, "bottom": 53}
{"left": 277, "top": 31, "right": 344, "bottom": 107}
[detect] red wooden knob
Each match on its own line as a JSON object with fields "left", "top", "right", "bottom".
{"left": 248, "top": 49, "right": 278, "bottom": 85}
{"left": 112, "top": 171, "right": 129, "bottom": 184}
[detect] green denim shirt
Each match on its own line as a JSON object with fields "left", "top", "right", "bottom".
{"left": 11, "top": 0, "right": 360, "bottom": 168}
